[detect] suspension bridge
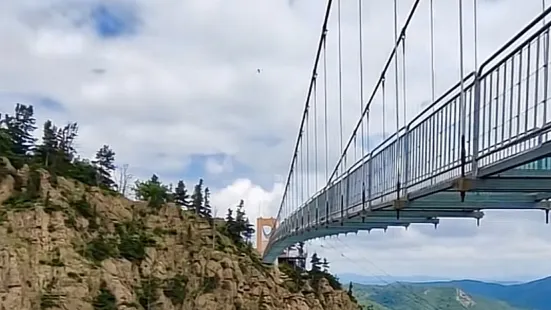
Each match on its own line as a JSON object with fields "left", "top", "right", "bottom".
{"left": 261, "top": 0, "right": 551, "bottom": 263}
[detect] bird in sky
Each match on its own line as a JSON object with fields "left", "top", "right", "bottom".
{"left": 257, "top": 68, "right": 261, "bottom": 73}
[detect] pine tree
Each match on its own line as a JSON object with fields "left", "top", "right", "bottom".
{"left": 36, "top": 120, "right": 58, "bottom": 167}
{"left": 225, "top": 208, "right": 234, "bottom": 223}
{"left": 93, "top": 145, "right": 116, "bottom": 189}
{"left": 173, "top": 180, "right": 190, "bottom": 209}
{"left": 134, "top": 174, "right": 170, "bottom": 208}
{"left": 235, "top": 200, "right": 254, "bottom": 242}
{"left": 224, "top": 208, "right": 238, "bottom": 241}
{"left": 322, "top": 258, "right": 329, "bottom": 272}
{"left": 0, "top": 114, "right": 14, "bottom": 159}
{"left": 202, "top": 187, "right": 213, "bottom": 219}
{"left": 4, "top": 104, "right": 37, "bottom": 157}
{"left": 191, "top": 179, "right": 204, "bottom": 215}
{"left": 310, "top": 253, "right": 321, "bottom": 272}
{"left": 56, "top": 122, "right": 78, "bottom": 163}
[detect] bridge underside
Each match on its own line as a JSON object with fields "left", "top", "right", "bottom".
{"left": 263, "top": 163, "right": 551, "bottom": 263}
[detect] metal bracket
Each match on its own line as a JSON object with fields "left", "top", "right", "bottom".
{"left": 392, "top": 199, "right": 407, "bottom": 210}
{"left": 454, "top": 177, "right": 473, "bottom": 191}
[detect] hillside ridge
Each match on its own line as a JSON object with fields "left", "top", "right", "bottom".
{"left": 350, "top": 282, "right": 525, "bottom": 310}
{"left": 0, "top": 158, "right": 360, "bottom": 310}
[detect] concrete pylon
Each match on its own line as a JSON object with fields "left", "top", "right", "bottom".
{"left": 256, "top": 217, "right": 276, "bottom": 256}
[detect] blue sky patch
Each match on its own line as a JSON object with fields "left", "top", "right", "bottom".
{"left": 0, "top": 92, "right": 66, "bottom": 114}
{"left": 37, "top": 96, "right": 65, "bottom": 112}
{"left": 89, "top": 3, "right": 139, "bottom": 38}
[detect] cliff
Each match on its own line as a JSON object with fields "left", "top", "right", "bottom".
{"left": 0, "top": 158, "right": 360, "bottom": 310}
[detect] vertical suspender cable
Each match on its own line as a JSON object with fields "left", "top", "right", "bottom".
{"left": 337, "top": 0, "right": 345, "bottom": 174}
{"left": 300, "top": 138, "right": 303, "bottom": 211}
{"left": 314, "top": 79, "right": 319, "bottom": 192}
{"left": 401, "top": 28, "right": 407, "bottom": 196}
{"left": 544, "top": 0, "right": 547, "bottom": 25}
{"left": 359, "top": 0, "right": 365, "bottom": 157}
{"left": 402, "top": 37, "right": 407, "bottom": 128}
{"left": 324, "top": 37, "right": 329, "bottom": 183}
{"left": 306, "top": 111, "right": 309, "bottom": 202}
{"left": 459, "top": 0, "right": 467, "bottom": 189}
{"left": 473, "top": 0, "right": 478, "bottom": 70}
{"left": 430, "top": 0, "right": 436, "bottom": 104}
{"left": 393, "top": 0, "right": 401, "bottom": 197}
{"left": 393, "top": 0, "right": 400, "bottom": 131}
{"left": 383, "top": 78, "right": 387, "bottom": 139}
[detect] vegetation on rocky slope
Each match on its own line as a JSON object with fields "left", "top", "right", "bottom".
{"left": 0, "top": 103, "right": 360, "bottom": 309}
{"left": 351, "top": 282, "right": 524, "bottom": 310}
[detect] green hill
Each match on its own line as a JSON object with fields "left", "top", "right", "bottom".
{"left": 419, "top": 277, "right": 551, "bottom": 310}
{"left": 351, "top": 283, "right": 524, "bottom": 310}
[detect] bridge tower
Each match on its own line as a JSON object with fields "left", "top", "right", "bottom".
{"left": 255, "top": 217, "right": 276, "bottom": 256}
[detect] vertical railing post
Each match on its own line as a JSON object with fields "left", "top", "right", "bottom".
{"left": 315, "top": 198, "right": 319, "bottom": 228}
{"left": 368, "top": 154, "right": 373, "bottom": 210}
{"left": 361, "top": 181, "right": 366, "bottom": 223}
{"left": 472, "top": 72, "right": 482, "bottom": 177}
{"left": 403, "top": 125, "right": 410, "bottom": 197}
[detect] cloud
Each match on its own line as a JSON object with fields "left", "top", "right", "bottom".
{"left": 210, "top": 178, "right": 283, "bottom": 224}
{"left": 1, "top": 0, "right": 550, "bottom": 280}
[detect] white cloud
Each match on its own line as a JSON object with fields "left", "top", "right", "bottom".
{"left": 204, "top": 155, "right": 233, "bottom": 175}
{"left": 1, "top": 0, "right": 550, "bottom": 281}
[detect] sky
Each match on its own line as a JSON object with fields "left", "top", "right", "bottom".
{"left": 1, "top": 0, "right": 551, "bottom": 282}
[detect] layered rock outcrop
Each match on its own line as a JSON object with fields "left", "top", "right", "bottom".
{"left": 0, "top": 159, "right": 360, "bottom": 310}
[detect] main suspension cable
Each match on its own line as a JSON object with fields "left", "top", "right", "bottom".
{"left": 271, "top": 0, "right": 334, "bottom": 229}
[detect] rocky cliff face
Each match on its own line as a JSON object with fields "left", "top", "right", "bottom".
{"left": 0, "top": 159, "right": 360, "bottom": 310}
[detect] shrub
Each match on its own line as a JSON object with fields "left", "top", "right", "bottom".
{"left": 92, "top": 281, "right": 117, "bottom": 310}
{"left": 163, "top": 274, "right": 188, "bottom": 305}
{"left": 82, "top": 236, "right": 118, "bottom": 264}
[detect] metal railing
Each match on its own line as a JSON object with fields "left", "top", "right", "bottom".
{"left": 265, "top": 6, "right": 551, "bottom": 257}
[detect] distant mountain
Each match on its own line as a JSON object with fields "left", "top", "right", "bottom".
{"left": 337, "top": 273, "right": 452, "bottom": 285}
{"left": 351, "top": 282, "right": 524, "bottom": 310}
{"left": 421, "top": 277, "right": 551, "bottom": 310}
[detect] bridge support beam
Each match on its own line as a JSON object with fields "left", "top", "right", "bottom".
{"left": 451, "top": 177, "right": 551, "bottom": 193}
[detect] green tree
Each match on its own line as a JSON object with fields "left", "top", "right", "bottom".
{"left": 173, "top": 180, "right": 190, "bottom": 209}
{"left": 0, "top": 115, "right": 14, "bottom": 160}
{"left": 322, "top": 258, "right": 329, "bottom": 272}
{"left": 56, "top": 122, "right": 79, "bottom": 163}
{"left": 202, "top": 187, "right": 213, "bottom": 219}
{"left": 191, "top": 179, "right": 204, "bottom": 215}
{"left": 35, "top": 120, "right": 57, "bottom": 167}
{"left": 225, "top": 208, "right": 234, "bottom": 223}
{"left": 235, "top": 200, "right": 254, "bottom": 242}
{"left": 68, "top": 158, "right": 100, "bottom": 186}
{"left": 93, "top": 145, "right": 116, "bottom": 189}
{"left": 310, "top": 253, "right": 321, "bottom": 272}
{"left": 3, "top": 104, "right": 37, "bottom": 164}
{"left": 134, "top": 174, "right": 170, "bottom": 208}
